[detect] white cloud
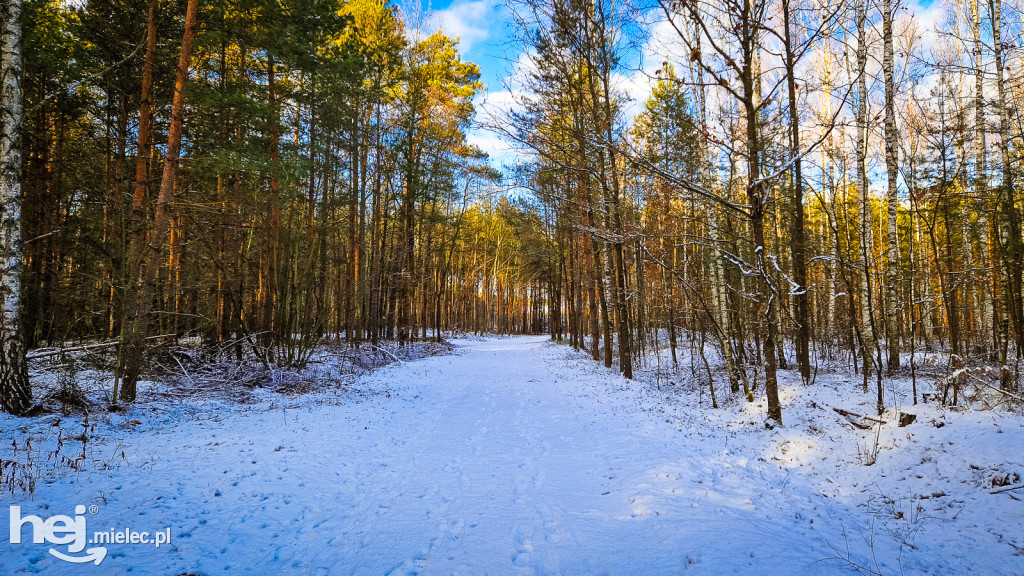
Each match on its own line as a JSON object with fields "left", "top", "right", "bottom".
{"left": 471, "top": 88, "right": 525, "bottom": 165}
{"left": 611, "top": 71, "right": 651, "bottom": 125}
{"left": 467, "top": 128, "right": 516, "bottom": 166}
{"left": 426, "top": 0, "right": 495, "bottom": 52}
{"left": 478, "top": 87, "right": 521, "bottom": 110}
{"left": 616, "top": 14, "right": 697, "bottom": 125}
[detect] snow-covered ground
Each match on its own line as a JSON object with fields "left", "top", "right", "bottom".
{"left": 2, "top": 335, "right": 1022, "bottom": 574}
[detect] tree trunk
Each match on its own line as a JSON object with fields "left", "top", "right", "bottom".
{"left": 882, "top": 0, "right": 901, "bottom": 374}
{"left": 856, "top": 0, "right": 876, "bottom": 393}
{"left": 261, "top": 57, "right": 280, "bottom": 358}
{"left": 129, "top": 0, "right": 157, "bottom": 242}
{"left": 740, "top": 0, "right": 782, "bottom": 424}
{"left": 782, "top": 0, "right": 810, "bottom": 384}
{"left": 0, "top": 0, "right": 31, "bottom": 415}
{"left": 991, "top": 0, "right": 1023, "bottom": 390}
{"left": 971, "top": 0, "right": 993, "bottom": 357}
{"left": 115, "top": 0, "right": 199, "bottom": 403}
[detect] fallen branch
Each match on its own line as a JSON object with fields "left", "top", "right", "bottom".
{"left": 989, "top": 483, "right": 1024, "bottom": 494}
{"left": 976, "top": 380, "right": 1024, "bottom": 403}
{"left": 832, "top": 406, "right": 887, "bottom": 427}
{"left": 171, "top": 352, "right": 196, "bottom": 388}
{"left": 27, "top": 334, "right": 176, "bottom": 360}
{"left": 367, "top": 344, "right": 401, "bottom": 364}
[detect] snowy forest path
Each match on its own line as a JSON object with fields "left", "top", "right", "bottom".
{"left": 5, "top": 336, "right": 875, "bottom": 575}
{"left": 324, "top": 335, "right": 840, "bottom": 575}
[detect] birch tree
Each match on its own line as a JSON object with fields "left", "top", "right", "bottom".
{"left": 0, "top": 0, "right": 30, "bottom": 415}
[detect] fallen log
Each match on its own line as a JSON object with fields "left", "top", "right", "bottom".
{"left": 831, "top": 406, "right": 887, "bottom": 426}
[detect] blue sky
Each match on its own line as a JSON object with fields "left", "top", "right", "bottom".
{"left": 414, "top": 0, "right": 949, "bottom": 169}
{"left": 414, "top": 0, "right": 518, "bottom": 165}
{"left": 419, "top": 0, "right": 512, "bottom": 93}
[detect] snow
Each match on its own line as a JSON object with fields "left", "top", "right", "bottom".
{"left": 2, "top": 335, "right": 1022, "bottom": 574}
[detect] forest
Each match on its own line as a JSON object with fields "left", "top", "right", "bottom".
{"left": 0, "top": 0, "right": 1022, "bottom": 432}
{"left": 2, "top": 0, "right": 1023, "bottom": 573}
